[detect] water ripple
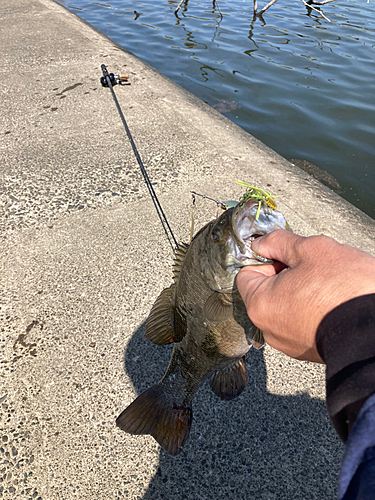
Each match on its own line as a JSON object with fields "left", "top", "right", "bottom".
{"left": 59, "top": 0, "right": 375, "bottom": 217}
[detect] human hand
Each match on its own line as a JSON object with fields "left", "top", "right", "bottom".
{"left": 236, "top": 230, "right": 375, "bottom": 363}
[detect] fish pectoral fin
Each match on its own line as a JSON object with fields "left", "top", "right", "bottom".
{"left": 204, "top": 292, "right": 233, "bottom": 323}
{"left": 116, "top": 384, "right": 192, "bottom": 457}
{"left": 145, "top": 285, "right": 175, "bottom": 345}
{"left": 209, "top": 356, "right": 247, "bottom": 401}
{"left": 248, "top": 326, "right": 265, "bottom": 350}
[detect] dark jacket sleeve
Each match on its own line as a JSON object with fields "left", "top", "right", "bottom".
{"left": 316, "top": 293, "right": 375, "bottom": 500}
{"left": 316, "top": 293, "right": 375, "bottom": 442}
{"left": 337, "top": 393, "right": 375, "bottom": 500}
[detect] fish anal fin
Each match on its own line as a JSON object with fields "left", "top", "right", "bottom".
{"left": 173, "top": 242, "right": 189, "bottom": 283}
{"left": 145, "top": 285, "right": 175, "bottom": 345}
{"left": 209, "top": 356, "right": 247, "bottom": 401}
{"left": 204, "top": 292, "right": 233, "bottom": 323}
{"left": 116, "top": 385, "right": 192, "bottom": 457}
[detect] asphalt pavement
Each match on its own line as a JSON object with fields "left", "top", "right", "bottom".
{"left": 1, "top": 0, "right": 374, "bottom": 499}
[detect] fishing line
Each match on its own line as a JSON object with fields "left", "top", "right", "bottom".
{"left": 100, "top": 64, "right": 178, "bottom": 252}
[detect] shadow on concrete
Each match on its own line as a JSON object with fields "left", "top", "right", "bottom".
{"left": 121, "top": 322, "right": 342, "bottom": 500}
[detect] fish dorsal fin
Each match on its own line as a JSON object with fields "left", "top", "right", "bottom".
{"left": 145, "top": 285, "right": 175, "bottom": 345}
{"left": 248, "top": 326, "right": 265, "bottom": 350}
{"left": 204, "top": 292, "right": 233, "bottom": 323}
{"left": 209, "top": 356, "right": 247, "bottom": 401}
{"left": 173, "top": 242, "right": 189, "bottom": 283}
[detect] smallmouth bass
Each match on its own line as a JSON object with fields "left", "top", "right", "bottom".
{"left": 117, "top": 195, "right": 288, "bottom": 456}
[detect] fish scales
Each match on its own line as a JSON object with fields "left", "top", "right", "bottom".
{"left": 116, "top": 195, "right": 289, "bottom": 456}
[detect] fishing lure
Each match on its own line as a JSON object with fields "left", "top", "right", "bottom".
{"left": 236, "top": 181, "right": 278, "bottom": 220}
{"left": 189, "top": 191, "right": 237, "bottom": 243}
{"left": 189, "top": 183, "right": 278, "bottom": 240}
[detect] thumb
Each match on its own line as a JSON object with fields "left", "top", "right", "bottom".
{"left": 251, "top": 229, "right": 305, "bottom": 267}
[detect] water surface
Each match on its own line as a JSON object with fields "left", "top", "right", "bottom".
{"left": 59, "top": 0, "right": 375, "bottom": 218}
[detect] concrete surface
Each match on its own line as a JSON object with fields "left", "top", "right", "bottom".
{"left": 1, "top": 0, "right": 374, "bottom": 499}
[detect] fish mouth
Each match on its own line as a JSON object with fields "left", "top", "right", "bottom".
{"left": 230, "top": 198, "right": 275, "bottom": 265}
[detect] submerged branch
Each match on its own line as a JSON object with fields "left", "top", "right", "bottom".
{"left": 214, "top": 0, "right": 223, "bottom": 17}
{"left": 175, "top": 0, "right": 185, "bottom": 15}
{"left": 256, "top": 0, "right": 279, "bottom": 16}
{"left": 301, "top": 0, "right": 331, "bottom": 21}
{"left": 176, "top": 0, "right": 335, "bottom": 20}
{"left": 176, "top": 0, "right": 222, "bottom": 15}
{"left": 307, "top": 0, "right": 335, "bottom": 5}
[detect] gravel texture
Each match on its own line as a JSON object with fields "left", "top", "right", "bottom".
{"left": 1, "top": 0, "right": 374, "bottom": 499}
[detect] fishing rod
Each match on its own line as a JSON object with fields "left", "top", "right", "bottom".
{"left": 100, "top": 64, "right": 178, "bottom": 251}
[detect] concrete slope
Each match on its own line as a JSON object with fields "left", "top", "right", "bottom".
{"left": 1, "top": 0, "right": 374, "bottom": 499}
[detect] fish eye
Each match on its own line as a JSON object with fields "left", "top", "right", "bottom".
{"left": 211, "top": 228, "right": 221, "bottom": 242}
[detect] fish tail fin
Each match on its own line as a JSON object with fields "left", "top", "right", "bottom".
{"left": 116, "top": 384, "right": 192, "bottom": 456}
